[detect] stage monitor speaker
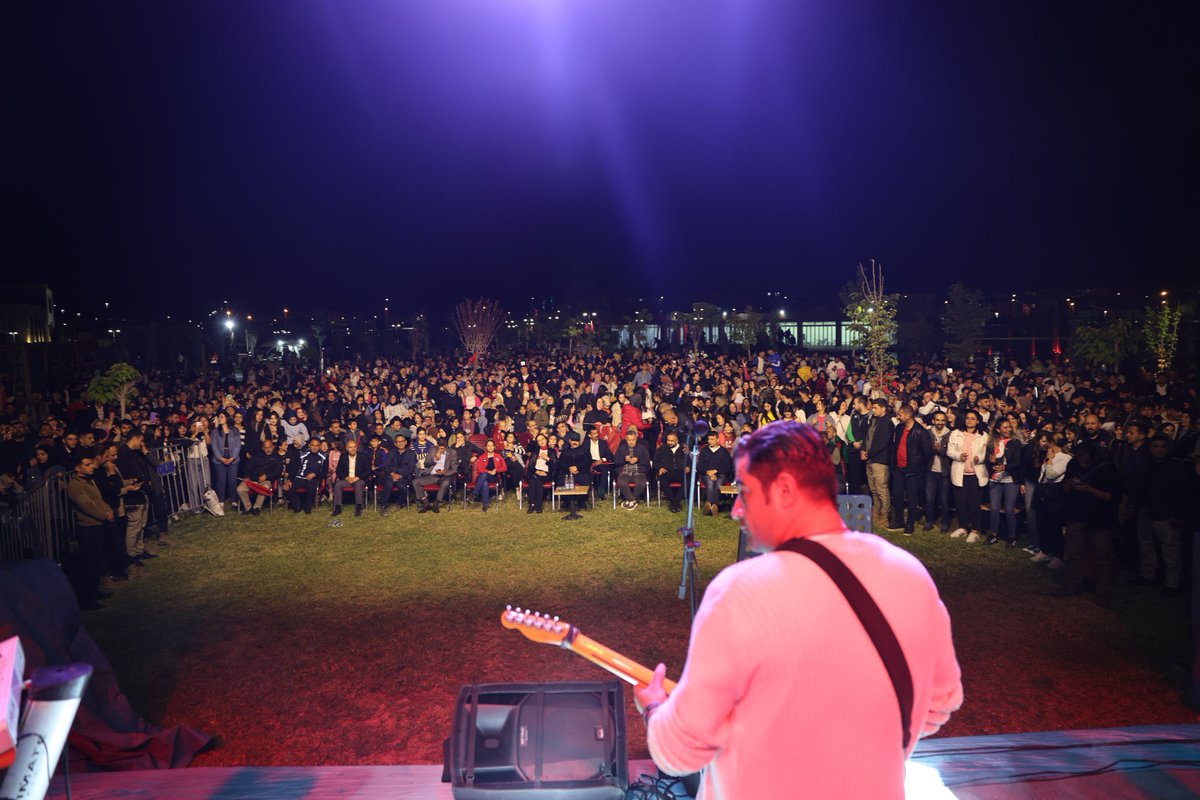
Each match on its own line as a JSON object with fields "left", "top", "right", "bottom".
{"left": 445, "top": 680, "right": 628, "bottom": 800}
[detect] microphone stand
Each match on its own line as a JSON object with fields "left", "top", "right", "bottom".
{"left": 677, "top": 428, "right": 703, "bottom": 619}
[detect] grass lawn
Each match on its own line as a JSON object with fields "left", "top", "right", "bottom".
{"left": 82, "top": 494, "right": 1197, "bottom": 767}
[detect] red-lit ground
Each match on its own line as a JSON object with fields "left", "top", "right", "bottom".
{"left": 83, "top": 510, "right": 1197, "bottom": 766}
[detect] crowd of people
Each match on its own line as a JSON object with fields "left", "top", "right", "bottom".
{"left": 1, "top": 346, "right": 1197, "bottom": 610}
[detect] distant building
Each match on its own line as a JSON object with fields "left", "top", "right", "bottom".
{"left": 0, "top": 284, "right": 54, "bottom": 344}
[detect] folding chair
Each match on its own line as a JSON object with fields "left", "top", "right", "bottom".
{"left": 465, "top": 475, "right": 503, "bottom": 509}
{"left": 612, "top": 475, "right": 651, "bottom": 508}
{"left": 657, "top": 479, "right": 684, "bottom": 508}
{"left": 518, "top": 478, "right": 554, "bottom": 510}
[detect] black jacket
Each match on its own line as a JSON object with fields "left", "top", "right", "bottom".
{"left": 865, "top": 416, "right": 893, "bottom": 465}
{"left": 290, "top": 449, "right": 327, "bottom": 481}
{"left": 390, "top": 448, "right": 417, "bottom": 481}
{"left": 585, "top": 437, "right": 615, "bottom": 465}
{"left": 653, "top": 444, "right": 689, "bottom": 477}
{"left": 557, "top": 444, "right": 592, "bottom": 487}
{"left": 525, "top": 447, "right": 557, "bottom": 481}
{"left": 890, "top": 423, "right": 933, "bottom": 476}
{"left": 697, "top": 445, "right": 734, "bottom": 478}
{"left": 335, "top": 451, "right": 371, "bottom": 481}
{"left": 365, "top": 445, "right": 392, "bottom": 477}
{"left": 244, "top": 452, "right": 284, "bottom": 484}
{"left": 985, "top": 439, "right": 1024, "bottom": 484}
{"left": 613, "top": 441, "right": 652, "bottom": 475}
{"left": 116, "top": 445, "right": 155, "bottom": 506}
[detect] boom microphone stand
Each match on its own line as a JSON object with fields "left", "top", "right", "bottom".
{"left": 677, "top": 419, "right": 708, "bottom": 619}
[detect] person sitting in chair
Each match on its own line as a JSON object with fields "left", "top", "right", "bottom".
{"left": 332, "top": 439, "right": 369, "bottom": 517}
{"left": 470, "top": 438, "right": 507, "bottom": 512}
{"left": 654, "top": 430, "right": 689, "bottom": 513}
{"left": 237, "top": 438, "right": 284, "bottom": 515}
{"left": 697, "top": 429, "right": 734, "bottom": 516}
{"left": 557, "top": 432, "right": 592, "bottom": 520}
{"left": 524, "top": 433, "right": 556, "bottom": 514}
{"left": 613, "top": 428, "right": 651, "bottom": 509}
{"left": 413, "top": 437, "right": 457, "bottom": 513}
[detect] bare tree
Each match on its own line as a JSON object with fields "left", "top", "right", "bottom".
{"left": 453, "top": 298, "right": 504, "bottom": 361}
{"left": 844, "top": 260, "right": 898, "bottom": 393}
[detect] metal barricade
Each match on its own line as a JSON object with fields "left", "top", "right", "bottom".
{"left": 0, "top": 472, "right": 74, "bottom": 564}
{"left": 1, "top": 444, "right": 211, "bottom": 566}
{"left": 149, "top": 443, "right": 210, "bottom": 519}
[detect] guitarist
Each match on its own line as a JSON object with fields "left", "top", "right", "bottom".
{"left": 634, "top": 421, "right": 962, "bottom": 800}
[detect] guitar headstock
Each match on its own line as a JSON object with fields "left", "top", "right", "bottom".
{"left": 501, "top": 605, "right": 572, "bottom": 645}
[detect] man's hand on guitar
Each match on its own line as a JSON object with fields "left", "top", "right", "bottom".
{"left": 634, "top": 663, "right": 669, "bottom": 716}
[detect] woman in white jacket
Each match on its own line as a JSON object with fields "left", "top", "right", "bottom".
{"left": 947, "top": 409, "right": 990, "bottom": 542}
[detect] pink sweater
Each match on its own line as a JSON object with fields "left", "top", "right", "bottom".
{"left": 647, "top": 531, "right": 963, "bottom": 799}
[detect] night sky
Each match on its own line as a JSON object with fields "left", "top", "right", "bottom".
{"left": 6, "top": 1, "right": 1198, "bottom": 317}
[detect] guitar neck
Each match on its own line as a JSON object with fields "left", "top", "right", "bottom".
{"left": 566, "top": 630, "right": 678, "bottom": 694}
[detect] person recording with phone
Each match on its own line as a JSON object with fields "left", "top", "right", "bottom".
{"left": 117, "top": 429, "right": 159, "bottom": 563}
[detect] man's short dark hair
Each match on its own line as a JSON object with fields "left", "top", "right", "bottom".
{"left": 1126, "top": 420, "right": 1150, "bottom": 438}
{"left": 871, "top": 398, "right": 888, "bottom": 411}
{"left": 733, "top": 421, "right": 837, "bottom": 506}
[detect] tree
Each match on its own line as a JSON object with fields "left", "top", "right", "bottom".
{"left": 409, "top": 313, "right": 429, "bottom": 360}
{"left": 844, "top": 260, "right": 899, "bottom": 391}
{"left": 688, "top": 302, "right": 722, "bottom": 353}
{"left": 940, "top": 282, "right": 988, "bottom": 367}
{"left": 453, "top": 298, "right": 504, "bottom": 361}
{"left": 87, "top": 362, "right": 142, "bottom": 420}
{"left": 625, "top": 308, "right": 651, "bottom": 349}
{"left": 1144, "top": 302, "right": 1182, "bottom": 373}
{"left": 564, "top": 323, "right": 582, "bottom": 355}
{"left": 1070, "top": 318, "right": 1135, "bottom": 370}
{"left": 310, "top": 322, "right": 328, "bottom": 371}
{"left": 727, "top": 306, "right": 764, "bottom": 359}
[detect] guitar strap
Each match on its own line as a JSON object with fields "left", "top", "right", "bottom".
{"left": 774, "top": 537, "right": 914, "bottom": 752}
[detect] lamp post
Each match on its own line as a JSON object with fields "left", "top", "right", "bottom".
{"left": 225, "top": 318, "right": 235, "bottom": 351}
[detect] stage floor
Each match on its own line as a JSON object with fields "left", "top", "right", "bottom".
{"left": 43, "top": 724, "right": 1200, "bottom": 800}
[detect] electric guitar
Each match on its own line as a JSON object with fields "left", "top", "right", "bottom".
{"left": 501, "top": 606, "right": 677, "bottom": 694}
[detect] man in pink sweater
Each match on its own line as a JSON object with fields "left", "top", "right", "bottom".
{"left": 636, "top": 421, "right": 962, "bottom": 799}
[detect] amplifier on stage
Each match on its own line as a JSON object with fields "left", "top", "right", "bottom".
{"left": 444, "top": 681, "right": 628, "bottom": 800}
